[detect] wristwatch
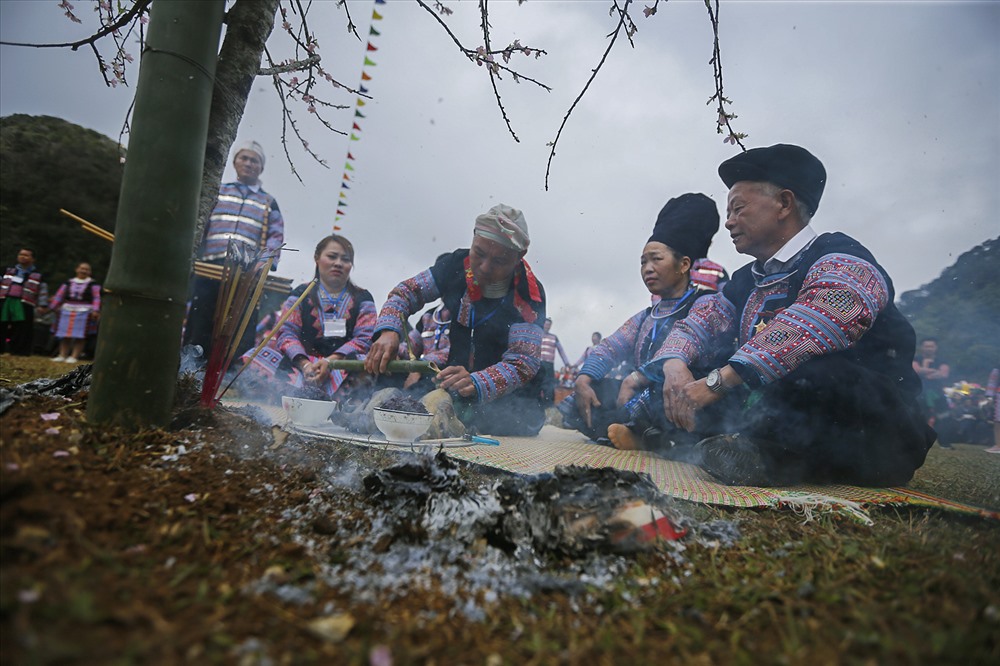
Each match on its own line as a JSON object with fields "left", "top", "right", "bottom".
{"left": 706, "top": 368, "right": 729, "bottom": 394}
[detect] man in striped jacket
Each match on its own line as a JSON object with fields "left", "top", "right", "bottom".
{"left": 184, "top": 140, "right": 285, "bottom": 360}
{"left": 1, "top": 248, "right": 49, "bottom": 356}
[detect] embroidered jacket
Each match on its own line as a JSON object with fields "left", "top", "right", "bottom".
{"left": 1, "top": 265, "right": 48, "bottom": 308}
{"left": 50, "top": 278, "right": 101, "bottom": 311}
{"left": 374, "top": 249, "right": 546, "bottom": 404}
{"left": 275, "top": 283, "right": 376, "bottom": 362}
{"left": 652, "top": 232, "right": 920, "bottom": 395}
{"left": 200, "top": 182, "right": 285, "bottom": 267}
{"left": 582, "top": 288, "right": 716, "bottom": 381}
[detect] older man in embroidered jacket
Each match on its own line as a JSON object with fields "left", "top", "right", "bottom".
{"left": 366, "top": 204, "right": 548, "bottom": 436}
{"left": 650, "top": 144, "right": 934, "bottom": 487}
{"left": 184, "top": 141, "right": 285, "bottom": 359}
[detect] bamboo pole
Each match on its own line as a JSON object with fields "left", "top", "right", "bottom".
{"left": 60, "top": 208, "right": 292, "bottom": 295}
{"left": 87, "top": 1, "right": 226, "bottom": 428}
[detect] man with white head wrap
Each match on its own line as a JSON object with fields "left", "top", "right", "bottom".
{"left": 184, "top": 140, "right": 286, "bottom": 360}
{"left": 366, "top": 203, "right": 548, "bottom": 436}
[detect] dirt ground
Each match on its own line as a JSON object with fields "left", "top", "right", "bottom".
{"left": 1, "top": 355, "right": 999, "bottom": 665}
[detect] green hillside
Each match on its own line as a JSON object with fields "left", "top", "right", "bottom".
{"left": 897, "top": 236, "right": 1000, "bottom": 383}
{"left": 0, "top": 114, "right": 123, "bottom": 288}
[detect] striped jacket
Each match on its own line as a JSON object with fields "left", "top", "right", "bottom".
{"left": 200, "top": 182, "right": 284, "bottom": 268}
{"left": 1, "top": 266, "right": 48, "bottom": 308}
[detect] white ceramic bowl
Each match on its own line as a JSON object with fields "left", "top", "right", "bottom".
{"left": 373, "top": 408, "right": 435, "bottom": 443}
{"left": 282, "top": 396, "right": 336, "bottom": 427}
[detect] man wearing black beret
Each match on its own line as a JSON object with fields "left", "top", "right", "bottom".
{"left": 648, "top": 144, "right": 935, "bottom": 486}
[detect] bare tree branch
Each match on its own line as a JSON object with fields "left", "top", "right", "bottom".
{"left": 0, "top": 0, "right": 152, "bottom": 50}
{"left": 259, "top": 54, "right": 321, "bottom": 75}
{"left": 704, "top": 0, "right": 747, "bottom": 150}
{"left": 545, "top": 0, "right": 634, "bottom": 191}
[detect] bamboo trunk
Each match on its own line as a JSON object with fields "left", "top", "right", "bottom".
{"left": 87, "top": 1, "right": 226, "bottom": 428}
{"left": 326, "top": 360, "right": 440, "bottom": 375}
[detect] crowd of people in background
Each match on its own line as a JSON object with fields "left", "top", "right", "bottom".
{"left": 4, "top": 141, "right": 999, "bottom": 485}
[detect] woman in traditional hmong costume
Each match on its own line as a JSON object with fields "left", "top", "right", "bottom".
{"left": 560, "top": 193, "right": 726, "bottom": 451}
{"left": 50, "top": 262, "right": 101, "bottom": 363}
{"left": 243, "top": 234, "right": 376, "bottom": 400}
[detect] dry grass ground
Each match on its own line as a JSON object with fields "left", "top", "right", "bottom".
{"left": 1, "top": 354, "right": 998, "bottom": 665}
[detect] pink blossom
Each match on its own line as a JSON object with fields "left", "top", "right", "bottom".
{"left": 184, "top": 493, "right": 197, "bottom": 503}
{"left": 139, "top": 15, "right": 148, "bottom": 25}
{"left": 53, "top": 449, "right": 70, "bottom": 457}
{"left": 369, "top": 645, "right": 392, "bottom": 666}
{"left": 40, "top": 413, "right": 60, "bottom": 421}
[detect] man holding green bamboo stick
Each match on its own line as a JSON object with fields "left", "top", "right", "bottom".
{"left": 365, "top": 204, "right": 548, "bottom": 436}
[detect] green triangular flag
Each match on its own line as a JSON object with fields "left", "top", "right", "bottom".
{"left": 369, "top": 26, "right": 381, "bottom": 37}
{"left": 350, "top": 134, "right": 360, "bottom": 141}
{"left": 345, "top": 162, "right": 355, "bottom": 171}
{"left": 354, "top": 110, "right": 366, "bottom": 118}
{"left": 364, "top": 57, "right": 376, "bottom": 67}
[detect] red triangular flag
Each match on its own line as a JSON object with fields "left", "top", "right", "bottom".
{"left": 367, "top": 42, "right": 378, "bottom": 52}
{"left": 347, "top": 152, "right": 355, "bottom": 160}
{"left": 352, "top": 122, "right": 362, "bottom": 132}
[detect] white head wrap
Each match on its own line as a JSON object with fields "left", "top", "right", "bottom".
{"left": 234, "top": 140, "right": 265, "bottom": 168}
{"left": 473, "top": 204, "right": 530, "bottom": 252}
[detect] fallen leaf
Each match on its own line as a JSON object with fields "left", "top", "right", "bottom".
{"left": 306, "top": 613, "right": 355, "bottom": 643}
{"left": 40, "top": 412, "right": 60, "bottom": 421}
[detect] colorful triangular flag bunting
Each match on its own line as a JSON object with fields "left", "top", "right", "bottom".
{"left": 350, "top": 134, "right": 360, "bottom": 141}
{"left": 341, "top": 183, "right": 350, "bottom": 189}
{"left": 372, "top": 10, "right": 383, "bottom": 20}
{"left": 354, "top": 110, "right": 366, "bottom": 118}
{"left": 345, "top": 162, "right": 355, "bottom": 171}
{"left": 363, "top": 57, "right": 376, "bottom": 67}
{"left": 336, "top": 209, "right": 345, "bottom": 216}
{"left": 367, "top": 42, "right": 378, "bottom": 52}
{"left": 352, "top": 122, "right": 362, "bottom": 132}
{"left": 369, "top": 26, "right": 381, "bottom": 37}
{"left": 347, "top": 152, "right": 355, "bottom": 160}
{"left": 361, "top": 72, "right": 372, "bottom": 81}
{"left": 356, "top": 98, "right": 366, "bottom": 107}
{"left": 359, "top": 84, "right": 369, "bottom": 94}
{"left": 339, "top": 192, "right": 347, "bottom": 199}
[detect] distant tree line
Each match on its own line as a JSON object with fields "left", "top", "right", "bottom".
{"left": 897, "top": 236, "right": 1000, "bottom": 384}
{"left": 0, "top": 114, "right": 122, "bottom": 289}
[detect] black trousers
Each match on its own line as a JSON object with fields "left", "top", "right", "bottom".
{"left": 698, "top": 355, "right": 936, "bottom": 487}
{"left": 540, "top": 361, "right": 556, "bottom": 405}
{"left": 1, "top": 304, "right": 34, "bottom": 355}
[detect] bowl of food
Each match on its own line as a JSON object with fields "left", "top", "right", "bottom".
{"left": 282, "top": 396, "right": 336, "bottom": 427}
{"left": 373, "top": 408, "right": 434, "bottom": 443}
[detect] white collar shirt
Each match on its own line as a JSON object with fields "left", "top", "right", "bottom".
{"left": 752, "top": 225, "right": 819, "bottom": 279}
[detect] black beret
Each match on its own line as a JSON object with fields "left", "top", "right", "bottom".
{"left": 718, "top": 144, "right": 827, "bottom": 216}
{"left": 647, "top": 193, "right": 720, "bottom": 261}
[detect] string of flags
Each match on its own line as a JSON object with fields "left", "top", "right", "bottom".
{"left": 334, "top": 0, "right": 386, "bottom": 230}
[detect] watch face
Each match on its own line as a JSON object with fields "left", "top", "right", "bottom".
{"left": 707, "top": 369, "right": 721, "bottom": 390}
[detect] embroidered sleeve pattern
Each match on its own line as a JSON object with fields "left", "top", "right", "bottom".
{"left": 49, "top": 283, "right": 68, "bottom": 310}
{"left": 470, "top": 322, "right": 543, "bottom": 403}
{"left": 335, "top": 298, "right": 377, "bottom": 358}
{"left": 275, "top": 294, "right": 311, "bottom": 361}
{"left": 732, "top": 253, "right": 889, "bottom": 385}
{"left": 374, "top": 269, "right": 440, "bottom": 336}
{"left": 649, "top": 293, "right": 738, "bottom": 372}
{"left": 580, "top": 311, "right": 645, "bottom": 379}
{"left": 90, "top": 284, "right": 102, "bottom": 313}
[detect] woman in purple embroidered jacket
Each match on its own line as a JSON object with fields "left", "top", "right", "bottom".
{"left": 50, "top": 262, "right": 101, "bottom": 363}
{"left": 655, "top": 144, "right": 934, "bottom": 487}
{"left": 245, "top": 235, "right": 375, "bottom": 400}
{"left": 365, "top": 204, "right": 547, "bottom": 436}
{"left": 560, "top": 193, "right": 723, "bottom": 450}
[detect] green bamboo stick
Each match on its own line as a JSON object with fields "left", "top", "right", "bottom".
{"left": 326, "top": 360, "right": 440, "bottom": 374}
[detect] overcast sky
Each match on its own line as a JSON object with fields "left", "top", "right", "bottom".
{"left": 2, "top": 0, "right": 997, "bottom": 360}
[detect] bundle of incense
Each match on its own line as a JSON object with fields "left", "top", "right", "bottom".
{"left": 326, "top": 359, "right": 441, "bottom": 374}
{"left": 59, "top": 208, "right": 292, "bottom": 295}
{"left": 214, "top": 280, "right": 317, "bottom": 403}
{"left": 199, "top": 242, "right": 274, "bottom": 408}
